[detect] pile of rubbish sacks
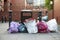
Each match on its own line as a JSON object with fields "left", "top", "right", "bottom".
{"left": 8, "top": 18, "right": 58, "bottom": 33}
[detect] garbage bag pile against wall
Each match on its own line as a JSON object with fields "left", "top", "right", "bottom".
{"left": 8, "top": 18, "right": 58, "bottom": 33}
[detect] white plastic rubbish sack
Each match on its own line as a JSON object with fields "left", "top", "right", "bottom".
{"left": 24, "top": 18, "right": 38, "bottom": 33}
{"left": 46, "top": 19, "right": 58, "bottom": 32}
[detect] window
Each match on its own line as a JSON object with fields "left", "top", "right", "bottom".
{"left": 26, "top": 0, "right": 45, "bottom": 9}
{"left": 33, "top": 0, "right": 45, "bottom": 7}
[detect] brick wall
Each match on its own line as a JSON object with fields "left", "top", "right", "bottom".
{"left": 54, "top": 0, "right": 60, "bottom": 24}
{"left": 0, "top": 0, "right": 60, "bottom": 23}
